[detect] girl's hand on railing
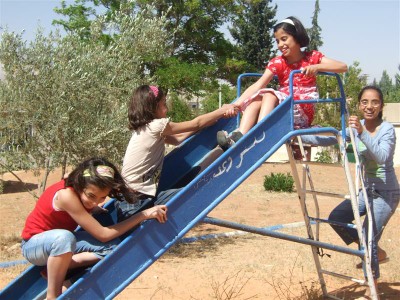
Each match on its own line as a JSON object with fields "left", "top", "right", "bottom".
{"left": 348, "top": 115, "right": 363, "bottom": 135}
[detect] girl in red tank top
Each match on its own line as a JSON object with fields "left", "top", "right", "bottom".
{"left": 21, "top": 157, "right": 168, "bottom": 300}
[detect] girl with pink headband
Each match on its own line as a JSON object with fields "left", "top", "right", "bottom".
{"left": 116, "top": 85, "right": 238, "bottom": 222}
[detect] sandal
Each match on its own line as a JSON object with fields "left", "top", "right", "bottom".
{"left": 217, "top": 131, "right": 243, "bottom": 151}
{"left": 217, "top": 130, "right": 232, "bottom": 151}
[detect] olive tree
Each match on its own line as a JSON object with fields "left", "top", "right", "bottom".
{"left": 0, "top": 4, "right": 170, "bottom": 192}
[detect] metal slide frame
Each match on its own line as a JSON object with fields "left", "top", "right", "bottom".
{"left": 286, "top": 134, "right": 376, "bottom": 299}
{"left": 0, "top": 71, "right": 376, "bottom": 299}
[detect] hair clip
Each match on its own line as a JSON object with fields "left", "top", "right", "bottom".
{"left": 83, "top": 165, "right": 115, "bottom": 178}
{"left": 149, "top": 85, "right": 159, "bottom": 97}
{"left": 279, "top": 18, "right": 295, "bottom": 26}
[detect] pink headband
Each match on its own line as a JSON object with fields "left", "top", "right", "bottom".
{"left": 150, "top": 85, "right": 159, "bottom": 97}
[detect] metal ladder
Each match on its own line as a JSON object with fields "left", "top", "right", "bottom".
{"left": 286, "top": 129, "right": 378, "bottom": 299}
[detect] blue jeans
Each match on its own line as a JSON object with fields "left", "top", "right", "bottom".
{"left": 329, "top": 188, "right": 400, "bottom": 279}
{"left": 21, "top": 229, "right": 120, "bottom": 266}
{"left": 115, "top": 188, "right": 181, "bottom": 222}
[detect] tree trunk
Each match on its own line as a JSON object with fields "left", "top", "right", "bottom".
{"left": 61, "top": 155, "right": 68, "bottom": 180}
{"left": 39, "top": 158, "right": 51, "bottom": 195}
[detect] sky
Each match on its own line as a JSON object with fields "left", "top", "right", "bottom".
{"left": 0, "top": 0, "right": 399, "bottom": 82}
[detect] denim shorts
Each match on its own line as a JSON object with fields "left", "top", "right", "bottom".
{"left": 21, "top": 229, "right": 120, "bottom": 266}
{"left": 115, "top": 188, "right": 181, "bottom": 222}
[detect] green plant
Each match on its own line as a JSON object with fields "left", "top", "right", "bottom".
{"left": 315, "top": 150, "right": 332, "bottom": 163}
{"left": 263, "top": 172, "right": 294, "bottom": 192}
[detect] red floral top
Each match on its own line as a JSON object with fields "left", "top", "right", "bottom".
{"left": 267, "top": 50, "right": 324, "bottom": 91}
{"left": 266, "top": 50, "right": 324, "bottom": 127}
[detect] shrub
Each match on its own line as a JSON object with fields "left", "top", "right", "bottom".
{"left": 315, "top": 150, "right": 332, "bottom": 163}
{"left": 263, "top": 172, "right": 294, "bottom": 192}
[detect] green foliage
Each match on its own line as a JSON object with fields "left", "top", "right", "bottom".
{"left": 55, "top": 0, "right": 236, "bottom": 64}
{"left": 218, "top": 58, "right": 249, "bottom": 86}
{"left": 155, "top": 57, "right": 214, "bottom": 97}
{"left": 314, "top": 150, "right": 332, "bottom": 163}
{"left": 343, "top": 62, "right": 368, "bottom": 117}
{"left": 314, "top": 62, "right": 367, "bottom": 128}
{"left": 307, "top": 0, "right": 323, "bottom": 51}
{"left": 378, "top": 68, "right": 400, "bottom": 103}
{"left": 53, "top": 0, "right": 128, "bottom": 45}
{"left": 378, "top": 70, "right": 393, "bottom": 95}
{"left": 230, "top": 0, "right": 277, "bottom": 71}
{"left": 137, "top": 0, "right": 234, "bottom": 65}
{"left": 53, "top": 0, "right": 97, "bottom": 41}
{"left": 386, "top": 88, "right": 400, "bottom": 103}
{"left": 167, "top": 93, "right": 194, "bottom": 123}
{"left": 263, "top": 172, "right": 294, "bottom": 192}
{"left": 314, "top": 75, "right": 343, "bottom": 128}
{"left": 53, "top": 0, "right": 239, "bottom": 90}
{"left": 0, "top": 5, "right": 169, "bottom": 188}
{"left": 202, "top": 84, "right": 237, "bottom": 113}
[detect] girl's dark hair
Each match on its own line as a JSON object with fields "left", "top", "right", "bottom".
{"left": 358, "top": 85, "right": 384, "bottom": 119}
{"left": 65, "top": 157, "right": 134, "bottom": 202}
{"left": 127, "top": 85, "right": 167, "bottom": 131}
{"left": 274, "top": 16, "right": 310, "bottom": 48}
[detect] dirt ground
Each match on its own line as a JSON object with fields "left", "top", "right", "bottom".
{"left": 1, "top": 161, "right": 399, "bottom": 299}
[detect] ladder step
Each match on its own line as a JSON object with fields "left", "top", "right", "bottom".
{"left": 295, "top": 160, "right": 343, "bottom": 167}
{"left": 320, "top": 269, "right": 366, "bottom": 285}
{"left": 309, "top": 217, "right": 357, "bottom": 229}
{"left": 305, "top": 189, "right": 350, "bottom": 199}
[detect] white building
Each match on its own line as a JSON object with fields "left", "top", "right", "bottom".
{"left": 383, "top": 103, "right": 400, "bottom": 166}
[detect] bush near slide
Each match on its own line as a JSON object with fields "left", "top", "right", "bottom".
{"left": 263, "top": 172, "right": 294, "bottom": 192}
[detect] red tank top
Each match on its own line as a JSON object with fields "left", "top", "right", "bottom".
{"left": 21, "top": 180, "right": 80, "bottom": 240}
